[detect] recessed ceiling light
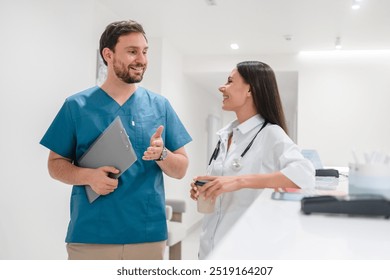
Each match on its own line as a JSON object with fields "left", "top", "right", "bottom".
{"left": 352, "top": 0, "right": 361, "bottom": 9}
{"left": 205, "top": 0, "right": 217, "bottom": 6}
{"left": 230, "top": 43, "right": 239, "bottom": 50}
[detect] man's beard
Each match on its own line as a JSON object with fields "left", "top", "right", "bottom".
{"left": 113, "top": 58, "right": 145, "bottom": 84}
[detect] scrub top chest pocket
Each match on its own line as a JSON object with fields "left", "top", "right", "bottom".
{"left": 133, "top": 114, "right": 165, "bottom": 151}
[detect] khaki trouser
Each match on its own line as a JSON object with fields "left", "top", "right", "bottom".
{"left": 66, "top": 241, "right": 166, "bottom": 260}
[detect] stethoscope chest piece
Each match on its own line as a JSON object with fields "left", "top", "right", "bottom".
{"left": 231, "top": 157, "right": 243, "bottom": 171}
{"left": 208, "top": 120, "right": 269, "bottom": 171}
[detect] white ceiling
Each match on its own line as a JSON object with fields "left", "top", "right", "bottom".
{"left": 98, "top": 0, "right": 390, "bottom": 55}
{"left": 97, "top": 0, "right": 390, "bottom": 98}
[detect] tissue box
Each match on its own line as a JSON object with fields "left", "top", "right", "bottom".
{"left": 349, "top": 163, "right": 390, "bottom": 199}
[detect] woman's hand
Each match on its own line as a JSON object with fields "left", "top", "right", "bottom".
{"left": 192, "top": 176, "right": 242, "bottom": 201}
{"left": 189, "top": 173, "right": 297, "bottom": 202}
{"left": 190, "top": 181, "right": 200, "bottom": 201}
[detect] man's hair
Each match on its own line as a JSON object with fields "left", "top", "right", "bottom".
{"left": 99, "top": 20, "right": 147, "bottom": 65}
{"left": 237, "top": 61, "right": 288, "bottom": 134}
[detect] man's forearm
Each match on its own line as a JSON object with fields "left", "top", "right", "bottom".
{"left": 156, "top": 150, "right": 189, "bottom": 179}
{"left": 48, "top": 157, "right": 91, "bottom": 186}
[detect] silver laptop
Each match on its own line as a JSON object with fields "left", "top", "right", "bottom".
{"left": 78, "top": 116, "right": 137, "bottom": 203}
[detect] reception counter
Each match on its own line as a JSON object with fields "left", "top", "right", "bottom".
{"left": 207, "top": 179, "right": 390, "bottom": 260}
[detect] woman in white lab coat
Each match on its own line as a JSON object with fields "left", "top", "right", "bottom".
{"left": 190, "top": 61, "right": 315, "bottom": 259}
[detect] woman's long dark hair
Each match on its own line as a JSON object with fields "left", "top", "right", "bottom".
{"left": 237, "top": 61, "right": 288, "bottom": 134}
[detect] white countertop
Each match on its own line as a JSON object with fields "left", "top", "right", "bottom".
{"left": 207, "top": 179, "right": 390, "bottom": 260}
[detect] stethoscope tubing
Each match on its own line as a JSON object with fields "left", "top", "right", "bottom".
{"left": 208, "top": 120, "right": 269, "bottom": 167}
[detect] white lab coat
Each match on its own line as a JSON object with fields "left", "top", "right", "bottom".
{"left": 199, "top": 114, "right": 315, "bottom": 259}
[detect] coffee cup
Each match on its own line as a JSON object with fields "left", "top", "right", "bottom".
{"left": 195, "top": 180, "right": 215, "bottom": 213}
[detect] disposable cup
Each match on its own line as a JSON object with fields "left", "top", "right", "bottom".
{"left": 197, "top": 195, "right": 215, "bottom": 213}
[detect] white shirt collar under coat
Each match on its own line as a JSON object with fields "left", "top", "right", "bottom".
{"left": 217, "top": 114, "right": 265, "bottom": 138}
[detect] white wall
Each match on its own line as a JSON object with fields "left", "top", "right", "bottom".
{"left": 297, "top": 52, "right": 390, "bottom": 165}
{"left": 0, "top": 0, "right": 99, "bottom": 259}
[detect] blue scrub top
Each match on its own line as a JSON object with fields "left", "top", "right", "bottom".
{"left": 40, "top": 86, "right": 192, "bottom": 244}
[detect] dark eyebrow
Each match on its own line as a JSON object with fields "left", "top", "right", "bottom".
{"left": 124, "top": 46, "right": 149, "bottom": 51}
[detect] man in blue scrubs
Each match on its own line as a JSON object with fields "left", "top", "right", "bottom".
{"left": 40, "top": 20, "right": 192, "bottom": 259}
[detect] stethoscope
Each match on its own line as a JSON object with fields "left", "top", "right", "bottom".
{"left": 208, "top": 121, "right": 269, "bottom": 171}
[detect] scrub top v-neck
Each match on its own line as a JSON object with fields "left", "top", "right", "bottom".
{"left": 40, "top": 86, "right": 192, "bottom": 244}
